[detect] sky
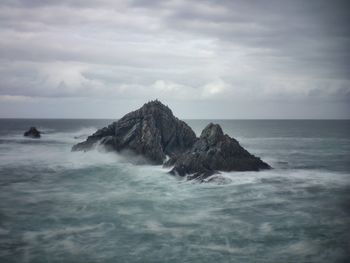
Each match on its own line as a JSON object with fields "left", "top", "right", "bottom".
{"left": 0, "top": 0, "right": 349, "bottom": 119}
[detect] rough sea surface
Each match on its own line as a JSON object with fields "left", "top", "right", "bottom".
{"left": 0, "top": 119, "right": 349, "bottom": 263}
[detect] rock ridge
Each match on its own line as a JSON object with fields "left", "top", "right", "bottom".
{"left": 72, "top": 100, "right": 270, "bottom": 179}
{"left": 72, "top": 100, "right": 197, "bottom": 164}
{"left": 164, "top": 123, "right": 270, "bottom": 180}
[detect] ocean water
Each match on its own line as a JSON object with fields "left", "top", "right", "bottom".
{"left": 0, "top": 119, "right": 349, "bottom": 263}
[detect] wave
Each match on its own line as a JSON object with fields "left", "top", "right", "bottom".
{"left": 1, "top": 126, "right": 349, "bottom": 182}
{"left": 217, "top": 168, "right": 350, "bottom": 186}
{"left": 1, "top": 121, "right": 350, "bottom": 262}
{"left": 1, "top": 155, "right": 349, "bottom": 262}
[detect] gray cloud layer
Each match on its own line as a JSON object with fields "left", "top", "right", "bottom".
{"left": 0, "top": 0, "right": 349, "bottom": 118}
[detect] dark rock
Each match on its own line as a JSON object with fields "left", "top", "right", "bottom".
{"left": 72, "top": 101, "right": 271, "bottom": 179}
{"left": 24, "top": 127, "right": 41, "bottom": 138}
{"left": 165, "top": 123, "right": 271, "bottom": 180}
{"left": 72, "top": 100, "right": 197, "bottom": 164}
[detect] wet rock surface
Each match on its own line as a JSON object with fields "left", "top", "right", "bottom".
{"left": 165, "top": 123, "right": 271, "bottom": 180}
{"left": 24, "top": 127, "right": 41, "bottom": 138}
{"left": 72, "top": 100, "right": 197, "bottom": 164}
{"left": 72, "top": 100, "right": 270, "bottom": 178}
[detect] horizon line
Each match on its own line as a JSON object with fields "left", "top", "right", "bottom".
{"left": 0, "top": 117, "right": 349, "bottom": 121}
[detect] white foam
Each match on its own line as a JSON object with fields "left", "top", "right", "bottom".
{"left": 259, "top": 222, "right": 273, "bottom": 235}
{"left": 22, "top": 223, "right": 116, "bottom": 250}
{"left": 195, "top": 244, "right": 243, "bottom": 254}
{"left": 216, "top": 168, "right": 350, "bottom": 188}
{"left": 282, "top": 240, "right": 319, "bottom": 256}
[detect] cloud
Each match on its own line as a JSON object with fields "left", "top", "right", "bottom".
{"left": 0, "top": 0, "right": 349, "bottom": 118}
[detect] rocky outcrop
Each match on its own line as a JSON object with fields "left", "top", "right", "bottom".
{"left": 24, "top": 127, "right": 41, "bottom": 138}
{"left": 164, "top": 123, "right": 270, "bottom": 181}
{"left": 72, "top": 100, "right": 271, "bottom": 179}
{"left": 72, "top": 100, "right": 197, "bottom": 164}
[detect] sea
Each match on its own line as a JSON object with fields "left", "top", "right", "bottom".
{"left": 0, "top": 119, "right": 349, "bottom": 263}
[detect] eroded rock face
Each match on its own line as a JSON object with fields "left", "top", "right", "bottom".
{"left": 72, "top": 100, "right": 197, "bottom": 164}
{"left": 24, "top": 127, "right": 41, "bottom": 138}
{"left": 73, "top": 101, "right": 271, "bottom": 179}
{"left": 165, "top": 123, "right": 271, "bottom": 180}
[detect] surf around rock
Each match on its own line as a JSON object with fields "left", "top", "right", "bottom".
{"left": 72, "top": 100, "right": 270, "bottom": 179}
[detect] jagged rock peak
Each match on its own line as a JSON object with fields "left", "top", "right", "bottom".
{"left": 120, "top": 100, "right": 174, "bottom": 120}
{"left": 72, "top": 101, "right": 271, "bottom": 180}
{"left": 165, "top": 122, "right": 271, "bottom": 180}
{"left": 200, "top": 123, "right": 224, "bottom": 143}
{"left": 142, "top": 100, "right": 173, "bottom": 114}
{"left": 72, "top": 100, "right": 197, "bottom": 164}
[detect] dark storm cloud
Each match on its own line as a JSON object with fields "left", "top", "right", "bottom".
{"left": 0, "top": 0, "right": 349, "bottom": 118}
{"left": 156, "top": 0, "right": 350, "bottom": 78}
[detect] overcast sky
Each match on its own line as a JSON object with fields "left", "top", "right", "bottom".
{"left": 0, "top": 0, "right": 349, "bottom": 119}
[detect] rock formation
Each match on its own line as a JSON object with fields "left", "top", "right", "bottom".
{"left": 72, "top": 100, "right": 271, "bottom": 179}
{"left": 24, "top": 127, "right": 41, "bottom": 138}
{"left": 164, "top": 123, "right": 270, "bottom": 181}
{"left": 72, "top": 100, "right": 197, "bottom": 164}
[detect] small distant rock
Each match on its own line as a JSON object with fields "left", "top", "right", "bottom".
{"left": 24, "top": 127, "right": 41, "bottom": 138}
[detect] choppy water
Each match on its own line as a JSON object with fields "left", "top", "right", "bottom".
{"left": 0, "top": 119, "right": 349, "bottom": 263}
